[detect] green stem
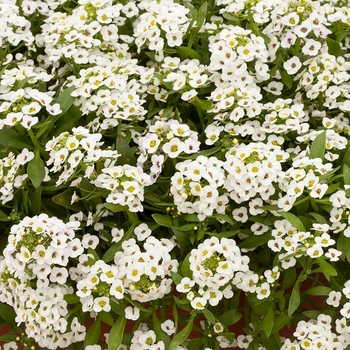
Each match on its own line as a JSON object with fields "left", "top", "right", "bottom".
{"left": 27, "top": 128, "right": 46, "bottom": 158}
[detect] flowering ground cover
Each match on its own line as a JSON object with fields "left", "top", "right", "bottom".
{"left": 1, "top": 0, "right": 350, "bottom": 349}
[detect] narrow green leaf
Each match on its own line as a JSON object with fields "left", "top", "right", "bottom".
{"left": 202, "top": 309, "right": 216, "bottom": 324}
{"left": 152, "top": 213, "right": 173, "bottom": 228}
{"left": 108, "top": 315, "right": 126, "bottom": 350}
{"left": 238, "top": 232, "right": 271, "bottom": 249}
{"left": 153, "top": 312, "right": 171, "bottom": 348}
{"left": 307, "top": 286, "right": 333, "bottom": 296}
{"left": 0, "top": 334, "right": 17, "bottom": 342}
{"left": 218, "top": 309, "right": 242, "bottom": 327}
{"left": 171, "top": 271, "right": 183, "bottom": 285}
{"left": 187, "top": 2, "right": 207, "bottom": 49}
{"left": 0, "top": 128, "right": 33, "bottom": 150}
{"left": 64, "top": 294, "right": 80, "bottom": 304}
{"left": 280, "top": 69, "right": 293, "bottom": 89}
{"left": 52, "top": 189, "right": 84, "bottom": 211}
{"left": 115, "top": 134, "right": 136, "bottom": 166}
{"left": 177, "top": 47, "right": 202, "bottom": 61}
{"left": 262, "top": 304, "right": 275, "bottom": 338}
{"left": 27, "top": 150, "right": 46, "bottom": 189}
{"left": 54, "top": 85, "right": 76, "bottom": 116}
{"left": 211, "top": 213, "right": 234, "bottom": 225}
{"left": 272, "top": 315, "right": 290, "bottom": 333}
{"left": 344, "top": 164, "right": 350, "bottom": 186}
{"left": 337, "top": 233, "right": 350, "bottom": 261}
{"left": 308, "top": 212, "right": 328, "bottom": 225}
{"left": 84, "top": 315, "right": 101, "bottom": 347}
{"left": 278, "top": 211, "right": 306, "bottom": 232}
{"left": 313, "top": 259, "right": 337, "bottom": 280}
{"left": 288, "top": 282, "right": 300, "bottom": 316}
{"left": 169, "top": 315, "right": 195, "bottom": 350}
{"left": 310, "top": 131, "right": 326, "bottom": 160}
{"left": 326, "top": 37, "right": 341, "bottom": 56}
{"left": 0, "top": 304, "right": 16, "bottom": 323}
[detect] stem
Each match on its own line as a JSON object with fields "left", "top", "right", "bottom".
{"left": 27, "top": 128, "right": 46, "bottom": 158}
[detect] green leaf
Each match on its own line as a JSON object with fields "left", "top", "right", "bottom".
{"left": 310, "top": 131, "right": 326, "bottom": 160}
{"left": 272, "top": 315, "right": 290, "bottom": 333}
{"left": 115, "top": 134, "right": 136, "bottom": 166}
{"left": 152, "top": 213, "right": 173, "bottom": 228}
{"left": 187, "top": 2, "right": 207, "bottom": 49}
{"left": 52, "top": 189, "right": 84, "bottom": 211}
{"left": 0, "top": 128, "right": 33, "bottom": 150}
{"left": 262, "top": 304, "right": 275, "bottom": 338}
{"left": 202, "top": 309, "right": 216, "bottom": 324}
{"left": 238, "top": 232, "right": 271, "bottom": 249}
{"left": 54, "top": 85, "right": 76, "bottom": 116}
{"left": 308, "top": 212, "right": 328, "bottom": 225}
{"left": 171, "top": 271, "right": 183, "bottom": 285}
{"left": 84, "top": 315, "right": 101, "bottom": 347}
{"left": 278, "top": 211, "right": 306, "bottom": 232}
{"left": 343, "top": 164, "right": 350, "bottom": 186}
{"left": 108, "top": 315, "right": 126, "bottom": 350}
{"left": 288, "top": 281, "right": 300, "bottom": 316}
{"left": 0, "top": 334, "right": 17, "bottom": 342}
{"left": 100, "top": 311, "right": 114, "bottom": 327}
{"left": 313, "top": 259, "right": 337, "bottom": 281}
{"left": 337, "top": 233, "right": 350, "bottom": 261}
{"left": 64, "top": 294, "right": 80, "bottom": 304}
{"left": 0, "top": 304, "right": 16, "bottom": 324}
{"left": 177, "top": 47, "right": 202, "bottom": 61}
{"left": 27, "top": 150, "right": 46, "bottom": 189}
{"left": 192, "top": 96, "right": 214, "bottom": 111}
{"left": 153, "top": 312, "right": 171, "bottom": 348}
{"left": 181, "top": 253, "right": 192, "bottom": 279}
{"left": 211, "top": 213, "right": 234, "bottom": 225}
{"left": 326, "top": 37, "right": 341, "bottom": 56}
{"left": 280, "top": 69, "right": 293, "bottom": 89}
{"left": 307, "top": 286, "right": 333, "bottom": 296}
{"left": 169, "top": 315, "right": 195, "bottom": 350}
{"left": 218, "top": 309, "right": 242, "bottom": 327}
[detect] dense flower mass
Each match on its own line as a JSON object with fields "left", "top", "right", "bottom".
{"left": 0, "top": 0, "right": 350, "bottom": 349}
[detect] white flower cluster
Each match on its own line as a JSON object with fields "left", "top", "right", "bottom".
{"left": 130, "top": 323, "right": 165, "bottom": 350}
{"left": 0, "top": 149, "right": 34, "bottom": 204}
{"left": 36, "top": 0, "right": 126, "bottom": 64}
{"left": 114, "top": 236, "right": 178, "bottom": 303}
{"left": 0, "top": 87, "right": 61, "bottom": 130}
{"left": 67, "top": 58, "right": 148, "bottom": 129}
{"left": 75, "top": 258, "right": 123, "bottom": 314}
{"left": 276, "top": 153, "right": 334, "bottom": 212}
{"left": 268, "top": 219, "right": 341, "bottom": 269}
{"left": 177, "top": 237, "right": 250, "bottom": 310}
{"left": 0, "top": 214, "right": 85, "bottom": 349}
{"left": 329, "top": 190, "right": 350, "bottom": 238}
{"left": 281, "top": 314, "right": 348, "bottom": 350}
{"left": 260, "top": 98, "right": 309, "bottom": 135}
{"left": 296, "top": 47, "right": 350, "bottom": 103}
{"left": 137, "top": 118, "right": 200, "bottom": 181}
{"left": 159, "top": 58, "right": 210, "bottom": 100}
{"left": 331, "top": 279, "right": 350, "bottom": 344}
{"left": 132, "top": 0, "right": 190, "bottom": 55}
{"left": 170, "top": 155, "right": 227, "bottom": 221}
{"left": 94, "top": 164, "right": 152, "bottom": 212}
{"left": 0, "top": 1, "right": 34, "bottom": 49}
{"left": 223, "top": 142, "right": 289, "bottom": 204}
{"left": 45, "top": 126, "right": 120, "bottom": 185}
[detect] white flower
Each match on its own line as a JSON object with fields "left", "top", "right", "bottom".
{"left": 125, "top": 306, "right": 140, "bottom": 320}
{"left": 283, "top": 56, "right": 302, "bottom": 75}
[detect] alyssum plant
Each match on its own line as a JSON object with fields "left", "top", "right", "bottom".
{"left": 0, "top": 0, "right": 350, "bottom": 349}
